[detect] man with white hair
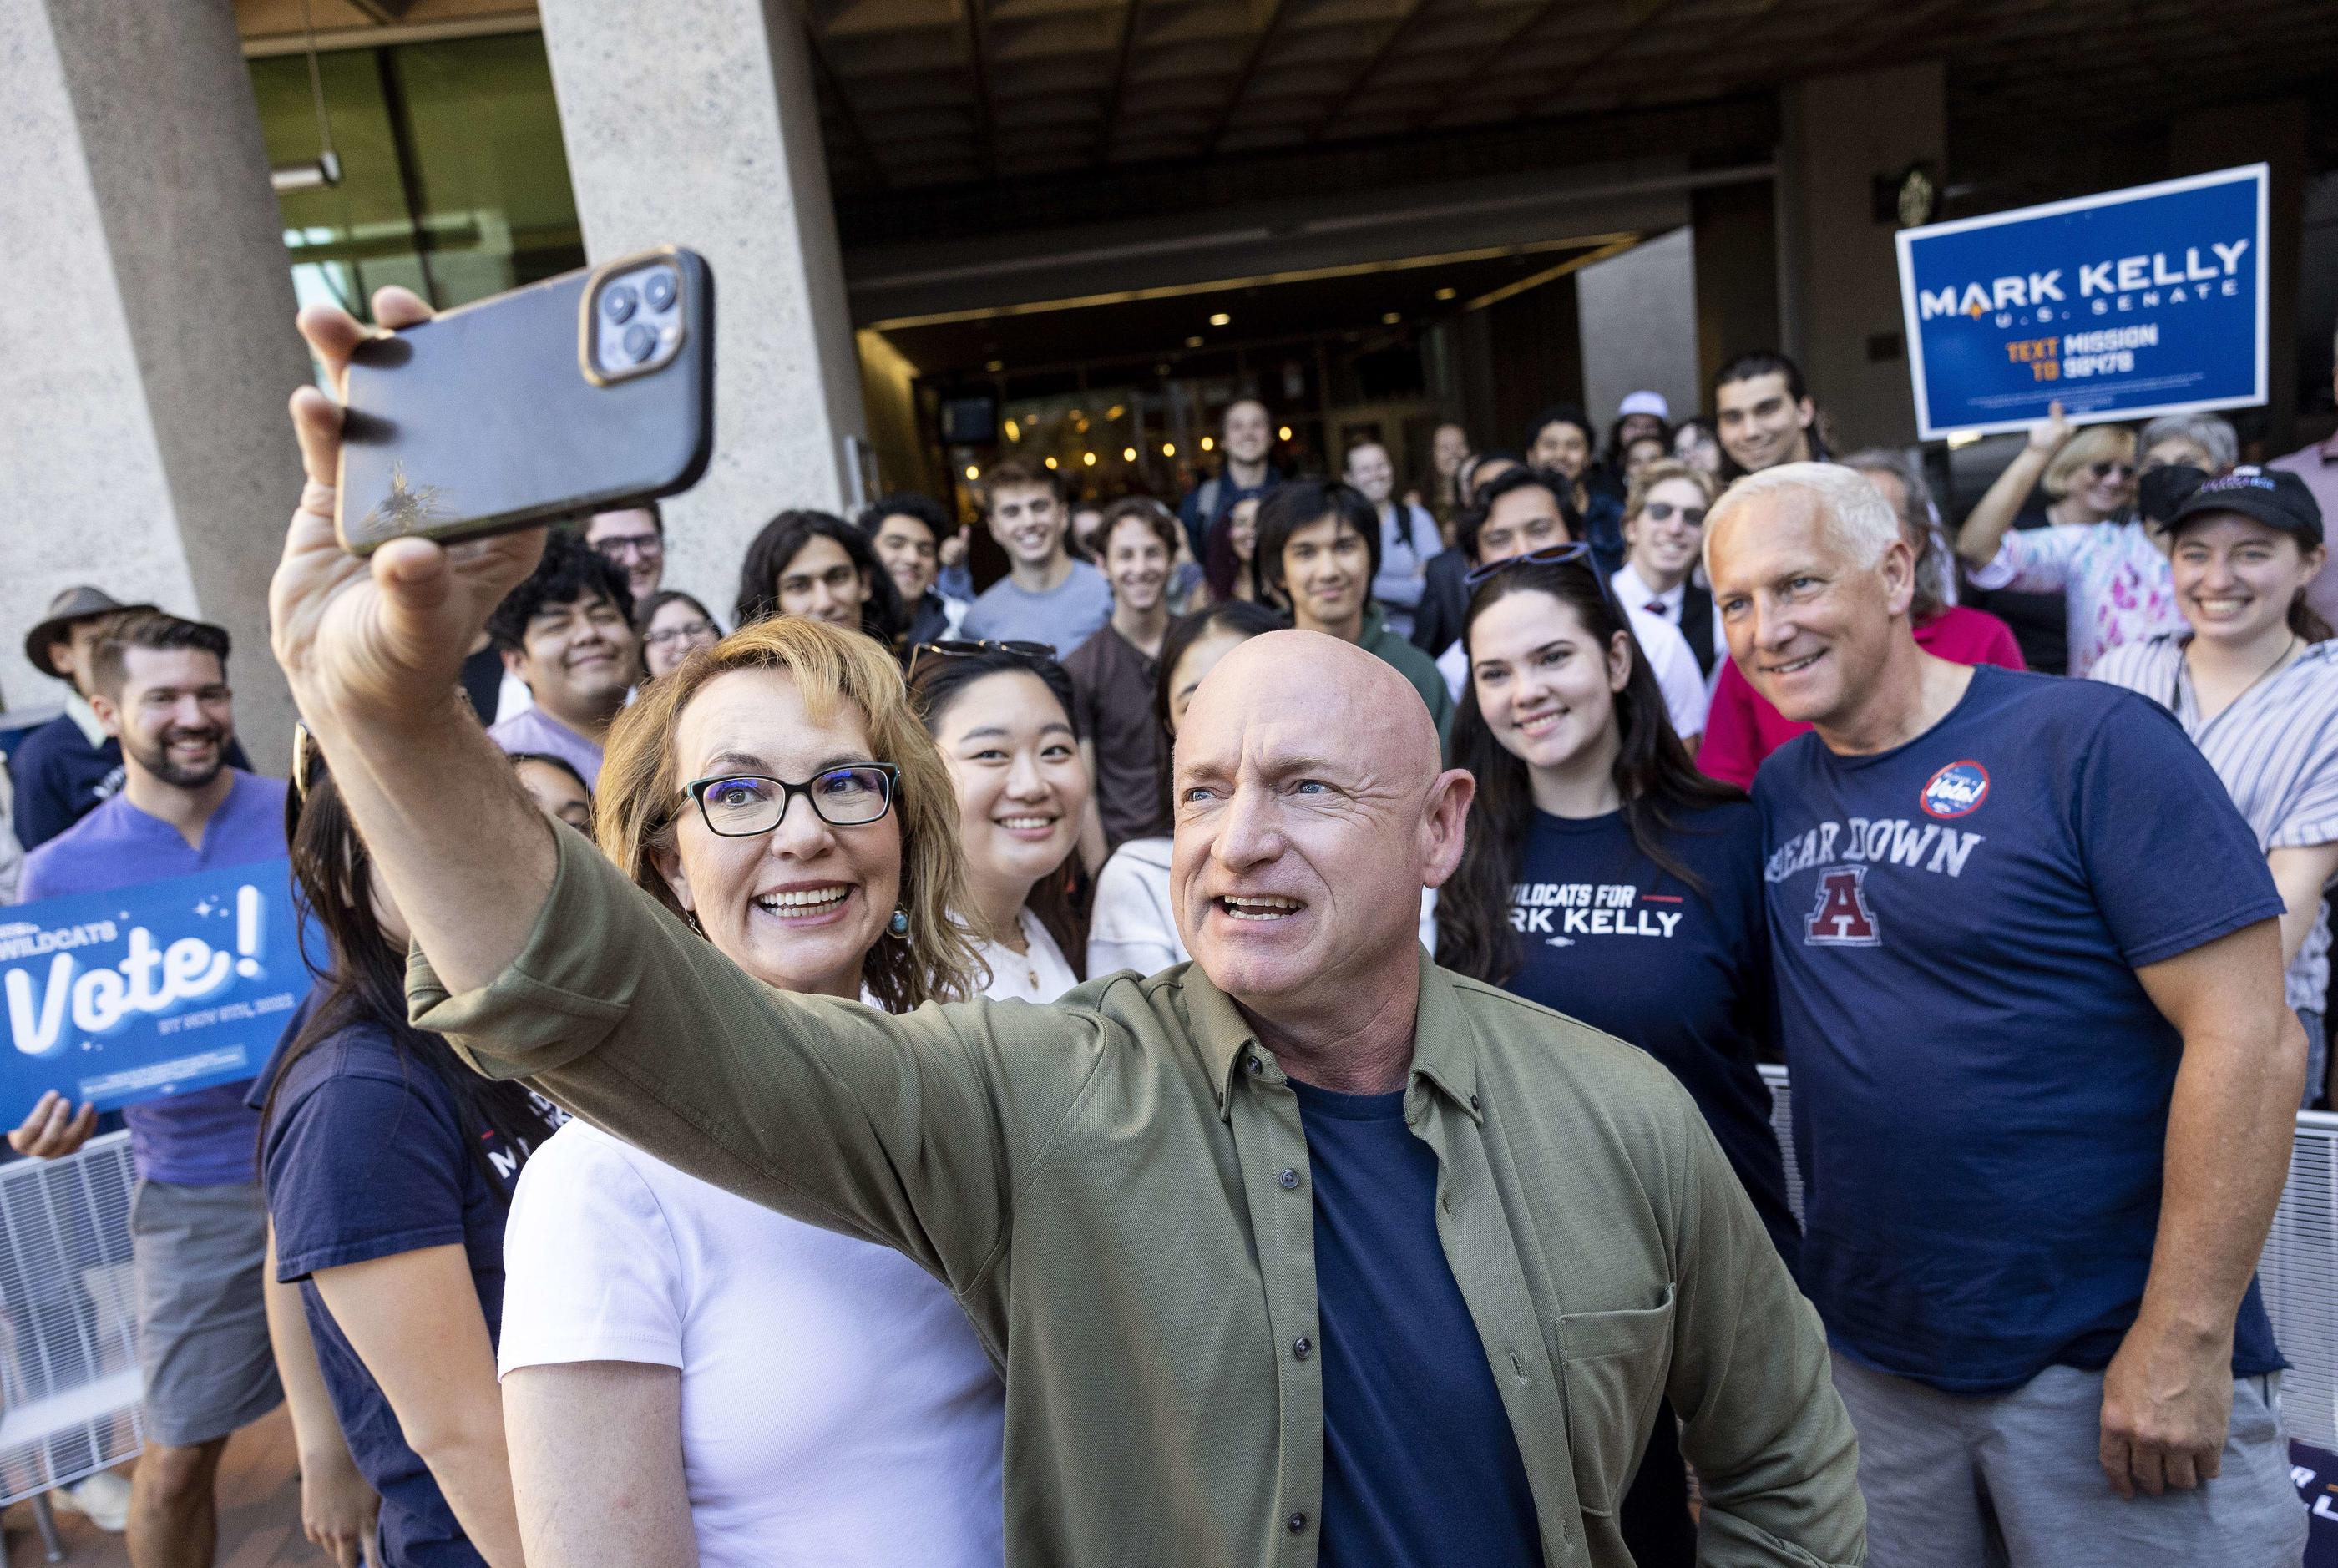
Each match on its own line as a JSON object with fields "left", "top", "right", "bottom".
{"left": 1706, "top": 462, "right": 2306, "bottom": 1566}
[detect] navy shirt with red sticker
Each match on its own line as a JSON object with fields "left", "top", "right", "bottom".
{"left": 1754, "top": 665, "right": 2286, "bottom": 1393}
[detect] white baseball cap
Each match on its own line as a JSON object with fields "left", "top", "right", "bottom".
{"left": 1617, "top": 391, "right": 1669, "bottom": 422}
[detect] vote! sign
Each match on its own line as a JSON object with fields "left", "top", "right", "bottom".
{"left": 0, "top": 861, "right": 308, "bottom": 1111}
{"left": 1895, "top": 164, "right": 2267, "bottom": 439}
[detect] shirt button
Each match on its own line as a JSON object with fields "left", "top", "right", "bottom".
{"left": 1470, "top": 1093, "right": 1481, "bottom": 1110}
{"left": 1287, "top": 1513, "right": 1308, "bottom": 1534}
{"left": 1293, "top": 1336, "right": 1312, "bottom": 1360}
{"left": 1278, "top": 1167, "right": 1300, "bottom": 1190}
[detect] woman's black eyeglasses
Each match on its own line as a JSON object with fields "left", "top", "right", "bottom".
{"left": 908, "top": 638, "right": 1055, "bottom": 675}
{"left": 1463, "top": 541, "right": 1596, "bottom": 589}
{"left": 679, "top": 764, "right": 901, "bottom": 837}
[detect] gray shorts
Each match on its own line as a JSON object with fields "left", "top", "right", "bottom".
{"left": 1832, "top": 1351, "right": 2305, "bottom": 1567}
{"left": 131, "top": 1180, "right": 282, "bottom": 1449}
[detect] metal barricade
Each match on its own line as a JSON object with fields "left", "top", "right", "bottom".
{"left": 0, "top": 1131, "right": 145, "bottom": 1511}
{"left": 1757, "top": 1066, "right": 2338, "bottom": 1450}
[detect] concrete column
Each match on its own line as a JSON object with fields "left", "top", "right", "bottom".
{"left": 1778, "top": 62, "right": 1946, "bottom": 449}
{"left": 0, "top": 0, "right": 307, "bottom": 765}
{"left": 539, "top": 0, "right": 870, "bottom": 608}
{"left": 1576, "top": 227, "right": 1701, "bottom": 432}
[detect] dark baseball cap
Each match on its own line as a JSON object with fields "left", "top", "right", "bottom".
{"left": 23, "top": 586, "right": 155, "bottom": 680}
{"left": 2169, "top": 466, "right": 2325, "bottom": 548}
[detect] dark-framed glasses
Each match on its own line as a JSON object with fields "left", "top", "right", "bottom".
{"left": 591, "top": 533, "right": 663, "bottom": 561}
{"left": 644, "top": 618, "right": 716, "bottom": 648}
{"left": 1463, "top": 541, "right": 1594, "bottom": 589}
{"left": 680, "top": 764, "right": 901, "bottom": 837}
{"left": 908, "top": 638, "right": 1055, "bottom": 675}
{"left": 1640, "top": 500, "right": 1708, "bottom": 526}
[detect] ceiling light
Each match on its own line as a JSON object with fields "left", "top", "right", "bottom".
{"left": 1122, "top": 447, "right": 1137, "bottom": 462}
{"left": 1278, "top": 426, "right": 1293, "bottom": 442}
{"left": 1382, "top": 311, "right": 1401, "bottom": 325}
{"left": 964, "top": 465, "right": 979, "bottom": 480}
{"left": 1045, "top": 456, "right": 1060, "bottom": 469}
{"left": 1161, "top": 442, "right": 1177, "bottom": 457}
{"left": 1107, "top": 405, "right": 1126, "bottom": 420}
{"left": 1083, "top": 452, "right": 1098, "bottom": 466}
{"left": 1186, "top": 336, "right": 1205, "bottom": 348}
{"left": 1201, "top": 436, "right": 1215, "bottom": 452}
{"left": 985, "top": 358, "right": 1004, "bottom": 372}
{"left": 1003, "top": 418, "right": 1021, "bottom": 443}
{"left": 1208, "top": 312, "right": 1231, "bottom": 327}
{"left": 1435, "top": 286, "right": 1456, "bottom": 301}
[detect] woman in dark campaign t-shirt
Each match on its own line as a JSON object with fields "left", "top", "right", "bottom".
{"left": 258, "top": 746, "right": 560, "bottom": 1566}
{"left": 1435, "top": 547, "right": 1798, "bottom": 1568}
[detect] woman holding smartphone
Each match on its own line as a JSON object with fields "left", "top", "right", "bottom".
{"left": 909, "top": 643, "right": 1090, "bottom": 1001}
{"left": 261, "top": 742, "right": 562, "bottom": 1568}
{"left": 1435, "top": 548, "right": 1798, "bottom": 1568}
{"left": 496, "top": 616, "right": 1002, "bottom": 1567}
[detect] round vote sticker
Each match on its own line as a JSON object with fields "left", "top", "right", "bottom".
{"left": 1920, "top": 761, "right": 1991, "bottom": 819}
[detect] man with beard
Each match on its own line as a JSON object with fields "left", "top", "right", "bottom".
{"left": 13, "top": 611, "right": 293, "bottom": 1565}
{"left": 484, "top": 531, "right": 640, "bottom": 789}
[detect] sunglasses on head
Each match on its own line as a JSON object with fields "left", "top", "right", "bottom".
{"left": 1463, "top": 542, "right": 1596, "bottom": 589}
{"left": 908, "top": 638, "right": 1055, "bottom": 675}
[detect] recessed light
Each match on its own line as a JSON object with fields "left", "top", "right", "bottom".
{"left": 1186, "top": 336, "right": 1205, "bottom": 348}
{"left": 984, "top": 358, "right": 1004, "bottom": 372}
{"left": 1208, "top": 312, "right": 1231, "bottom": 327}
{"left": 1382, "top": 311, "right": 1401, "bottom": 325}
{"left": 1435, "top": 286, "right": 1456, "bottom": 301}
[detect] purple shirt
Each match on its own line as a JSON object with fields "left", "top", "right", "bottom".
{"left": 18, "top": 771, "right": 290, "bottom": 1186}
{"left": 487, "top": 707, "right": 605, "bottom": 791}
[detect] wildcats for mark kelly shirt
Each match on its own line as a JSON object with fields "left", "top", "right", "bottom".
{"left": 1754, "top": 665, "right": 2285, "bottom": 1393}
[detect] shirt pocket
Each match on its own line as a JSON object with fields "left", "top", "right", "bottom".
{"left": 1556, "top": 1284, "right": 1676, "bottom": 1517}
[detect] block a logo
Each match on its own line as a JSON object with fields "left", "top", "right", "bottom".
{"left": 1804, "top": 866, "right": 1881, "bottom": 948}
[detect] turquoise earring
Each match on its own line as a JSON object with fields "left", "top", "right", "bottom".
{"left": 888, "top": 907, "right": 910, "bottom": 938}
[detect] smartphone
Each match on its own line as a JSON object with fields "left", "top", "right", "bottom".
{"left": 336, "top": 247, "right": 715, "bottom": 554}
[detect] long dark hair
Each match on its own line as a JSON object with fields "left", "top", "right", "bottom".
{"left": 261, "top": 751, "right": 559, "bottom": 1198}
{"left": 736, "top": 510, "right": 906, "bottom": 645}
{"left": 907, "top": 648, "right": 1089, "bottom": 977}
{"left": 1436, "top": 559, "right": 1743, "bottom": 985}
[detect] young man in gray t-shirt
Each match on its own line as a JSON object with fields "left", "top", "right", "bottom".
{"left": 961, "top": 459, "right": 1114, "bottom": 655}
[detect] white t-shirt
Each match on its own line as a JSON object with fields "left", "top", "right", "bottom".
{"left": 498, "top": 1120, "right": 1005, "bottom": 1568}
{"left": 969, "top": 907, "right": 1080, "bottom": 1003}
{"left": 1435, "top": 604, "right": 1710, "bottom": 740}
{"left": 1086, "top": 836, "right": 1443, "bottom": 974}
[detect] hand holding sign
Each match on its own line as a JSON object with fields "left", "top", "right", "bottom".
{"left": 7, "top": 1091, "right": 95, "bottom": 1161}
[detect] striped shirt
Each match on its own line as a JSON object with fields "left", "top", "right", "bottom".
{"left": 2092, "top": 635, "right": 2338, "bottom": 1010}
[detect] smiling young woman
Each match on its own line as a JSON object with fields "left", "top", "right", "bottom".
{"left": 910, "top": 644, "right": 1092, "bottom": 1000}
{"left": 1435, "top": 549, "right": 1800, "bottom": 1568}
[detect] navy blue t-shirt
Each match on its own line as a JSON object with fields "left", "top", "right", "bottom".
{"left": 1501, "top": 802, "right": 1799, "bottom": 1272}
{"left": 1755, "top": 665, "right": 2285, "bottom": 1393}
{"left": 1290, "top": 1077, "right": 1542, "bottom": 1568}
{"left": 261, "top": 1014, "right": 537, "bottom": 1568}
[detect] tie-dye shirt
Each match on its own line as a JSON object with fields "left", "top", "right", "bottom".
{"left": 1965, "top": 518, "right": 2184, "bottom": 677}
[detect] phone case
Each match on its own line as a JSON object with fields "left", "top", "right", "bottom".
{"left": 336, "top": 248, "right": 715, "bottom": 554}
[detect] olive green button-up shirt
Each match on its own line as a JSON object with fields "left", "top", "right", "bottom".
{"left": 412, "top": 827, "right": 1863, "bottom": 1567}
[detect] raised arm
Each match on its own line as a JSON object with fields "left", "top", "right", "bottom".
{"left": 273, "top": 291, "right": 1096, "bottom": 1296}
{"left": 271, "top": 290, "right": 558, "bottom": 995}
{"left": 2103, "top": 918, "right": 2304, "bottom": 1499}
{"left": 1956, "top": 402, "right": 2066, "bottom": 568}
{"left": 1664, "top": 1090, "right": 1866, "bottom": 1565}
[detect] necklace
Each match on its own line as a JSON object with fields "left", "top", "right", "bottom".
{"left": 2180, "top": 632, "right": 2300, "bottom": 721}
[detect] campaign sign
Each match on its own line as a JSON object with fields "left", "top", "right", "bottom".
{"left": 0, "top": 862, "right": 307, "bottom": 1112}
{"left": 1895, "top": 164, "right": 2267, "bottom": 438}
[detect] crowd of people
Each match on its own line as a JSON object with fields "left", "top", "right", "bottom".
{"left": 3, "top": 286, "right": 2337, "bottom": 1568}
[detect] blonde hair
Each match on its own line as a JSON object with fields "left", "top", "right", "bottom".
{"left": 1623, "top": 458, "right": 1718, "bottom": 521}
{"left": 595, "top": 616, "right": 982, "bottom": 1011}
{"left": 2042, "top": 423, "right": 2136, "bottom": 499}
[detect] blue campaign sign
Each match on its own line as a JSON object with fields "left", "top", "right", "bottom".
{"left": 0, "top": 861, "right": 309, "bottom": 1112}
{"left": 1895, "top": 164, "right": 2267, "bottom": 439}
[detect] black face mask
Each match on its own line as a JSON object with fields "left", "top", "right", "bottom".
{"left": 2138, "top": 463, "right": 2208, "bottom": 526}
